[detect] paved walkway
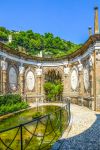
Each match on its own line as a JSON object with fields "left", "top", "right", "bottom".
{"left": 52, "top": 104, "right": 100, "bottom": 150}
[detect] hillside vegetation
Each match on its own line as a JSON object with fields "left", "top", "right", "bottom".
{"left": 0, "top": 26, "right": 81, "bottom": 58}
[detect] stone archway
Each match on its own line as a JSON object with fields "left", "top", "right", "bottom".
{"left": 44, "top": 69, "right": 63, "bottom": 101}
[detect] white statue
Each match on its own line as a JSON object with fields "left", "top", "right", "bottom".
{"left": 19, "top": 66, "right": 25, "bottom": 74}
{"left": 36, "top": 68, "right": 42, "bottom": 76}
{"left": 1, "top": 60, "right": 7, "bottom": 70}
{"left": 64, "top": 67, "right": 70, "bottom": 75}
{"left": 78, "top": 59, "right": 83, "bottom": 71}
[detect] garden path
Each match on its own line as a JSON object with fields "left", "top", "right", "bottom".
{"left": 52, "top": 104, "right": 100, "bottom": 150}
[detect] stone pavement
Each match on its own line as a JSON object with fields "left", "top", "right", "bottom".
{"left": 52, "top": 104, "right": 100, "bottom": 150}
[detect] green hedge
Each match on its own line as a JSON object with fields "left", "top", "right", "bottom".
{"left": 0, "top": 102, "right": 28, "bottom": 115}
{"left": 0, "top": 94, "right": 28, "bottom": 116}
{"left": 0, "top": 94, "right": 22, "bottom": 105}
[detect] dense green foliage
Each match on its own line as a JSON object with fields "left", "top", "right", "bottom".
{"left": 44, "top": 69, "right": 63, "bottom": 101}
{"left": 0, "top": 94, "right": 28, "bottom": 115}
{"left": 0, "top": 103, "right": 28, "bottom": 115}
{"left": 0, "top": 26, "right": 81, "bottom": 57}
{"left": 44, "top": 81, "right": 63, "bottom": 101}
{"left": 0, "top": 94, "right": 22, "bottom": 105}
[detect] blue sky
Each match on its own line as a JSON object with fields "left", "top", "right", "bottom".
{"left": 0, "top": 0, "right": 100, "bottom": 44}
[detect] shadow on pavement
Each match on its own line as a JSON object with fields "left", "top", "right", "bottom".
{"left": 51, "top": 114, "right": 100, "bottom": 150}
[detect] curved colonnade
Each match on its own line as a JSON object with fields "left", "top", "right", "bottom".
{"left": 0, "top": 35, "right": 100, "bottom": 111}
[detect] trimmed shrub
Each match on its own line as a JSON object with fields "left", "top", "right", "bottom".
{"left": 0, "top": 94, "right": 28, "bottom": 116}
{"left": 0, "top": 94, "right": 22, "bottom": 105}
{"left": 0, "top": 102, "right": 28, "bottom": 116}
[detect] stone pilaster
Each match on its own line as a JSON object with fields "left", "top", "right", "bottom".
{"left": 90, "top": 67, "right": 94, "bottom": 110}
{"left": 37, "top": 76, "right": 41, "bottom": 94}
{"left": 79, "top": 71, "right": 84, "bottom": 96}
{"left": 36, "top": 67, "right": 43, "bottom": 102}
{"left": 19, "top": 65, "right": 25, "bottom": 96}
{"left": 78, "top": 70, "right": 84, "bottom": 106}
{"left": 93, "top": 51, "right": 96, "bottom": 111}
{"left": 95, "top": 50, "right": 100, "bottom": 111}
{"left": 0, "top": 59, "right": 8, "bottom": 94}
{"left": 63, "top": 66, "right": 70, "bottom": 99}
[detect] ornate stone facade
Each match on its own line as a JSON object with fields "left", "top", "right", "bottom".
{"left": 0, "top": 8, "right": 100, "bottom": 111}
{"left": 0, "top": 36, "right": 100, "bottom": 111}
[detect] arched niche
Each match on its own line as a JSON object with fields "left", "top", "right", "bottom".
{"left": 9, "top": 66, "right": 18, "bottom": 91}
{"left": 71, "top": 67, "right": 79, "bottom": 91}
{"left": 25, "top": 68, "right": 35, "bottom": 91}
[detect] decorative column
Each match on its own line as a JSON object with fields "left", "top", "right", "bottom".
{"left": 19, "top": 64, "right": 25, "bottom": 96}
{"left": 36, "top": 65, "right": 43, "bottom": 102}
{"left": 93, "top": 50, "right": 98, "bottom": 111}
{"left": 88, "top": 53, "right": 95, "bottom": 110}
{"left": 63, "top": 65, "right": 70, "bottom": 99}
{"left": 1, "top": 58, "right": 8, "bottom": 94}
{"left": 96, "top": 49, "right": 100, "bottom": 111}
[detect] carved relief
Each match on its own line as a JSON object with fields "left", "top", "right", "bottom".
{"left": 84, "top": 67, "right": 90, "bottom": 90}
{"left": 26, "top": 71, "right": 35, "bottom": 91}
{"left": 71, "top": 67, "right": 78, "bottom": 91}
{"left": 64, "top": 67, "right": 70, "bottom": 75}
{"left": 36, "top": 68, "right": 42, "bottom": 76}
